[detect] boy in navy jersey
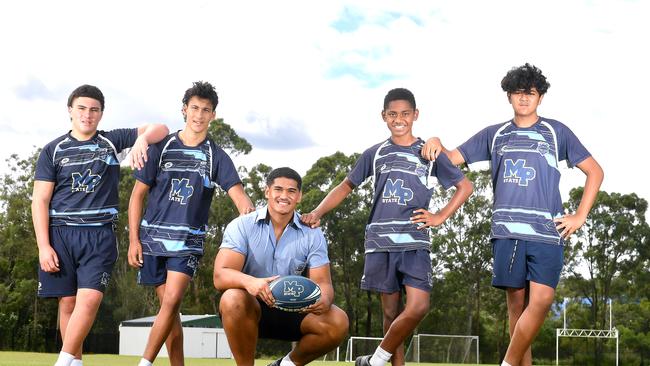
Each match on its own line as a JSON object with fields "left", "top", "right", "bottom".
{"left": 32, "top": 84, "right": 169, "bottom": 366}
{"left": 421, "top": 64, "right": 604, "bottom": 366}
{"left": 301, "top": 88, "right": 473, "bottom": 366}
{"left": 128, "top": 81, "right": 254, "bottom": 366}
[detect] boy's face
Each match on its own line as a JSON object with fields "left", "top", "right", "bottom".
{"left": 265, "top": 177, "right": 302, "bottom": 216}
{"left": 382, "top": 100, "right": 419, "bottom": 139}
{"left": 182, "top": 96, "right": 216, "bottom": 135}
{"left": 508, "top": 88, "right": 544, "bottom": 118}
{"left": 68, "top": 97, "right": 103, "bottom": 138}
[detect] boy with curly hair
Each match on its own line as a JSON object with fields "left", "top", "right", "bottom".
{"left": 422, "top": 63, "right": 604, "bottom": 365}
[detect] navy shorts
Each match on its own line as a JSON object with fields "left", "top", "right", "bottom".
{"left": 360, "top": 249, "right": 433, "bottom": 293}
{"left": 137, "top": 253, "right": 201, "bottom": 286}
{"left": 258, "top": 299, "right": 307, "bottom": 341}
{"left": 38, "top": 225, "right": 118, "bottom": 298}
{"left": 491, "top": 238, "right": 564, "bottom": 290}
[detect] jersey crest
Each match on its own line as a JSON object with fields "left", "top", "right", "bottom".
{"left": 169, "top": 178, "right": 194, "bottom": 204}
{"left": 503, "top": 159, "right": 536, "bottom": 186}
{"left": 382, "top": 178, "right": 414, "bottom": 205}
{"left": 71, "top": 169, "right": 102, "bottom": 193}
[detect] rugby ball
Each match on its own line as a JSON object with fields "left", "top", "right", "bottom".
{"left": 269, "top": 275, "right": 321, "bottom": 312}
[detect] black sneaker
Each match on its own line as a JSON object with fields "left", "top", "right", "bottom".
{"left": 355, "top": 355, "right": 372, "bottom": 366}
{"left": 267, "top": 358, "right": 282, "bottom": 366}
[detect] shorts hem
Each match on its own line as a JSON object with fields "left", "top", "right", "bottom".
{"left": 528, "top": 278, "right": 560, "bottom": 290}
{"left": 138, "top": 280, "right": 166, "bottom": 287}
{"left": 37, "top": 291, "right": 76, "bottom": 298}
{"left": 402, "top": 281, "right": 432, "bottom": 293}
{"left": 360, "top": 284, "right": 400, "bottom": 294}
{"left": 491, "top": 282, "right": 526, "bottom": 290}
{"left": 77, "top": 285, "right": 109, "bottom": 293}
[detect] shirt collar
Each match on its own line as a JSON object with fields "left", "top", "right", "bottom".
{"left": 255, "top": 205, "right": 306, "bottom": 232}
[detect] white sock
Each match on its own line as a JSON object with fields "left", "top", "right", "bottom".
{"left": 369, "top": 346, "right": 392, "bottom": 366}
{"left": 501, "top": 361, "right": 512, "bottom": 366}
{"left": 54, "top": 352, "right": 75, "bottom": 366}
{"left": 280, "top": 354, "right": 296, "bottom": 366}
{"left": 70, "top": 360, "right": 82, "bottom": 366}
{"left": 138, "top": 358, "right": 153, "bottom": 366}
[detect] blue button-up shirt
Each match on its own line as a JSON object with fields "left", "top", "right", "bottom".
{"left": 220, "top": 206, "right": 329, "bottom": 278}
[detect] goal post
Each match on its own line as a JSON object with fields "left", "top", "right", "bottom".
{"left": 345, "top": 336, "right": 384, "bottom": 362}
{"left": 555, "top": 328, "right": 619, "bottom": 366}
{"left": 322, "top": 346, "right": 341, "bottom": 362}
{"left": 555, "top": 298, "right": 619, "bottom": 365}
{"left": 405, "top": 334, "right": 479, "bottom": 364}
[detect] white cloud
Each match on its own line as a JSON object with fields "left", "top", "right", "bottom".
{"left": 0, "top": 0, "right": 648, "bottom": 209}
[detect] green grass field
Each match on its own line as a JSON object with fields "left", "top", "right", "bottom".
{"left": 0, "top": 352, "right": 497, "bottom": 366}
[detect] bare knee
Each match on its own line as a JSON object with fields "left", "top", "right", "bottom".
{"left": 219, "top": 289, "right": 257, "bottom": 319}
{"left": 59, "top": 296, "right": 76, "bottom": 314}
{"left": 381, "top": 293, "right": 403, "bottom": 323}
{"left": 383, "top": 305, "right": 401, "bottom": 323}
{"left": 404, "top": 299, "right": 429, "bottom": 321}
{"left": 529, "top": 292, "right": 554, "bottom": 313}
{"left": 507, "top": 288, "right": 527, "bottom": 315}
{"left": 327, "top": 308, "right": 349, "bottom": 343}
{"left": 74, "top": 291, "right": 103, "bottom": 313}
{"left": 160, "top": 291, "right": 184, "bottom": 312}
{"left": 528, "top": 283, "right": 555, "bottom": 313}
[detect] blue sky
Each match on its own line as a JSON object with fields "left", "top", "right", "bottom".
{"left": 1, "top": 0, "right": 649, "bottom": 207}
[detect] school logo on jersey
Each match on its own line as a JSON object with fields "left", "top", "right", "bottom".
{"left": 382, "top": 178, "right": 413, "bottom": 205}
{"left": 283, "top": 280, "right": 304, "bottom": 298}
{"left": 71, "top": 169, "right": 102, "bottom": 193}
{"left": 503, "top": 159, "right": 536, "bottom": 186}
{"left": 169, "top": 178, "right": 194, "bottom": 204}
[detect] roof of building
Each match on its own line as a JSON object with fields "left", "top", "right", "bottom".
{"left": 120, "top": 314, "right": 222, "bottom": 328}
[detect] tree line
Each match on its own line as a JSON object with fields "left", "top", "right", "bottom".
{"left": 0, "top": 120, "right": 648, "bottom": 364}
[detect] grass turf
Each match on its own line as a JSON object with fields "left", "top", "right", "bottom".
{"left": 0, "top": 352, "right": 497, "bottom": 366}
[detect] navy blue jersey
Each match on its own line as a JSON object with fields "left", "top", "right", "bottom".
{"left": 458, "top": 118, "right": 591, "bottom": 245}
{"left": 135, "top": 132, "right": 241, "bottom": 257}
{"left": 35, "top": 129, "right": 138, "bottom": 226}
{"left": 349, "top": 138, "right": 465, "bottom": 253}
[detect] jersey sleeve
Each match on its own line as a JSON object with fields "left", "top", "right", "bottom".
{"left": 133, "top": 142, "right": 161, "bottom": 186}
{"left": 105, "top": 128, "right": 139, "bottom": 152}
{"left": 431, "top": 152, "right": 465, "bottom": 189}
{"left": 219, "top": 217, "right": 249, "bottom": 256}
{"left": 457, "top": 126, "right": 494, "bottom": 164}
{"left": 212, "top": 147, "right": 242, "bottom": 192}
{"left": 306, "top": 228, "right": 330, "bottom": 269}
{"left": 34, "top": 145, "right": 56, "bottom": 182}
{"left": 558, "top": 124, "right": 591, "bottom": 167}
{"left": 347, "top": 146, "right": 377, "bottom": 187}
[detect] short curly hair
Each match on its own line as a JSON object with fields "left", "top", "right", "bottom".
{"left": 383, "top": 88, "right": 416, "bottom": 110}
{"left": 182, "top": 81, "right": 219, "bottom": 111}
{"left": 501, "top": 63, "right": 550, "bottom": 95}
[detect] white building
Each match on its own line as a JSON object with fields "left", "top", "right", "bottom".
{"left": 119, "top": 314, "right": 232, "bottom": 359}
